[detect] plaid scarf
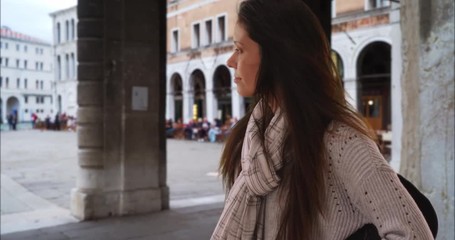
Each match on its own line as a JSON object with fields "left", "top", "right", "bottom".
{"left": 212, "top": 101, "right": 287, "bottom": 239}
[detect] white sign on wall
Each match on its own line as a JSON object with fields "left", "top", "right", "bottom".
{"left": 132, "top": 86, "right": 148, "bottom": 111}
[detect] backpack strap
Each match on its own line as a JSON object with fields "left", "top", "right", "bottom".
{"left": 346, "top": 174, "right": 438, "bottom": 240}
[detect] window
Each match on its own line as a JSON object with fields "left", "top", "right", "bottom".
{"left": 71, "top": 53, "right": 76, "bottom": 78}
{"left": 5, "top": 42, "right": 8, "bottom": 49}
{"left": 366, "top": 0, "right": 390, "bottom": 10}
{"left": 57, "top": 23, "right": 61, "bottom": 43}
{"left": 71, "top": 19, "right": 76, "bottom": 40}
{"left": 5, "top": 58, "right": 9, "bottom": 67}
{"left": 40, "top": 49, "right": 44, "bottom": 54}
{"left": 24, "top": 45, "right": 27, "bottom": 52}
{"left": 0, "top": 77, "right": 2, "bottom": 88}
{"left": 205, "top": 20, "right": 213, "bottom": 45}
{"left": 36, "top": 62, "right": 39, "bottom": 70}
{"left": 40, "top": 62, "right": 44, "bottom": 71}
{"left": 40, "top": 81, "right": 44, "bottom": 90}
{"left": 66, "top": 20, "right": 70, "bottom": 41}
{"left": 25, "top": 79, "right": 28, "bottom": 89}
{"left": 36, "top": 80, "right": 39, "bottom": 89}
{"left": 36, "top": 96, "right": 39, "bottom": 104}
{"left": 217, "top": 15, "right": 226, "bottom": 42}
{"left": 192, "top": 23, "right": 201, "bottom": 48}
{"left": 16, "top": 44, "right": 20, "bottom": 51}
{"left": 25, "top": 109, "right": 28, "bottom": 113}
{"left": 57, "top": 56, "right": 61, "bottom": 80}
{"left": 66, "top": 54, "right": 70, "bottom": 78}
{"left": 16, "top": 59, "right": 20, "bottom": 68}
{"left": 6, "top": 77, "right": 9, "bottom": 88}
{"left": 25, "top": 96, "right": 28, "bottom": 103}
{"left": 0, "top": 57, "right": 2, "bottom": 65}
{"left": 36, "top": 48, "right": 39, "bottom": 54}
{"left": 171, "top": 29, "right": 179, "bottom": 53}
{"left": 24, "top": 60, "right": 28, "bottom": 69}
{"left": 16, "top": 78, "right": 20, "bottom": 88}
{"left": 0, "top": 41, "right": 2, "bottom": 48}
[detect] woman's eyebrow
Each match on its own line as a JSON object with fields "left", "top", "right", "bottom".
{"left": 234, "top": 41, "right": 244, "bottom": 46}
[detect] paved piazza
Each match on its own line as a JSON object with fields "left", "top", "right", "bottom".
{"left": 0, "top": 129, "right": 225, "bottom": 234}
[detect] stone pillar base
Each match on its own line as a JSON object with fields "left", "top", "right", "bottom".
{"left": 71, "top": 186, "right": 168, "bottom": 220}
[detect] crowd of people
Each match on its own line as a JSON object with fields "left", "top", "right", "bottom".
{"left": 32, "top": 112, "right": 77, "bottom": 131}
{"left": 165, "top": 116, "right": 238, "bottom": 143}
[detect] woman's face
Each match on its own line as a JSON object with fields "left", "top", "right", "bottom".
{"left": 227, "top": 23, "right": 260, "bottom": 97}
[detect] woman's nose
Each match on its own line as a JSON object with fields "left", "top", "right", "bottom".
{"left": 227, "top": 53, "right": 236, "bottom": 69}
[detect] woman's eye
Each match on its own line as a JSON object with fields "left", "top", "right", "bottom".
{"left": 234, "top": 48, "right": 242, "bottom": 54}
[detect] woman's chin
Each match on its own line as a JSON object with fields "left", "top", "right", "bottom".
{"left": 237, "top": 90, "right": 253, "bottom": 98}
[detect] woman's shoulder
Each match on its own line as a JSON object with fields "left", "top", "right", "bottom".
{"left": 325, "top": 120, "right": 385, "bottom": 168}
{"left": 324, "top": 120, "right": 372, "bottom": 145}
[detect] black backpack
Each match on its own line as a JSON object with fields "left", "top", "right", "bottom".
{"left": 346, "top": 174, "right": 438, "bottom": 240}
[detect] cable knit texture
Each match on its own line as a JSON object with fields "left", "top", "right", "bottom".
{"left": 212, "top": 111, "right": 434, "bottom": 239}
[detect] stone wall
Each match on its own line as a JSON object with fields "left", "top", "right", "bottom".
{"left": 400, "top": 0, "right": 454, "bottom": 238}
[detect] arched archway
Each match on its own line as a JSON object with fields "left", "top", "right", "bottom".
{"left": 7, "top": 96, "right": 20, "bottom": 121}
{"left": 356, "top": 41, "right": 391, "bottom": 131}
{"left": 190, "top": 70, "right": 206, "bottom": 120}
{"left": 331, "top": 50, "right": 344, "bottom": 86}
{"left": 213, "top": 65, "right": 232, "bottom": 124}
{"left": 171, "top": 73, "right": 183, "bottom": 121}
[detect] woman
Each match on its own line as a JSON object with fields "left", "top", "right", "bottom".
{"left": 211, "top": 0, "right": 434, "bottom": 239}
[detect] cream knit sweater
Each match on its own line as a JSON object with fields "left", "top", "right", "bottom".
{"left": 252, "top": 122, "right": 433, "bottom": 239}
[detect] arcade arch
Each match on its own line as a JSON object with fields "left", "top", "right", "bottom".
{"left": 190, "top": 69, "right": 206, "bottom": 120}
{"left": 170, "top": 73, "right": 183, "bottom": 121}
{"left": 331, "top": 50, "right": 344, "bottom": 84}
{"left": 356, "top": 41, "right": 391, "bottom": 131}
{"left": 6, "top": 96, "right": 20, "bottom": 121}
{"left": 213, "top": 65, "right": 232, "bottom": 124}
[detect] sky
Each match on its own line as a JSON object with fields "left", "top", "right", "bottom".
{"left": 1, "top": 0, "right": 77, "bottom": 43}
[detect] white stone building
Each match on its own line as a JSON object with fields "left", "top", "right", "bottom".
{"left": 0, "top": 26, "right": 55, "bottom": 124}
{"left": 50, "top": 6, "right": 78, "bottom": 118}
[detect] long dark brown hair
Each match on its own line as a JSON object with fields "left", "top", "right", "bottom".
{"left": 219, "top": 0, "right": 375, "bottom": 239}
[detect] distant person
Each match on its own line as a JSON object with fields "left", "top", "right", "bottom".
{"left": 54, "top": 113, "right": 60, "bottom": 130}
{"left": 208, "top": 126, "right": 220, "bottom": 143}
{"left": 31, "top": 112, "right": 38, "bottom": 128}
{"left": 45, "top": 115, "right": 51, "bottom": 130}
{"left": 211, "top": 1, "right": 434, "bottom": 239}
{"left": 7, "top": 114, "right": 13, "bottom": 130}
{"left": 11, "top": 111, "right": 17, "bottom": 130}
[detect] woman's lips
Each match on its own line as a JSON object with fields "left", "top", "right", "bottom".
{"left": 234, "top": 77, "right": 241, "bottom": 83}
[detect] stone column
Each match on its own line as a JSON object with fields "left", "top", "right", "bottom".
{"left": 231, "top": 89, "right": 242, "bottom": 119}
{"left": 343, "top": 65, "right": 358, "bottom": 110}
{"left": 389, "top": 2, "right": 403, "bottom": 171}
{"left": 71, "top": 0, "right": 105, "bottom": 219}
{"left": 206, "top": 84, "right": 215, "bottom": 122}
{"left": 166, "top": 91, "right": 174, "bottom": 120}
{"left": 400, "top": 0, "right": 454, "bottom": 238}
{"left": 72, "top": 0, "right": 168, "bottom": 220}
{"left": 182, "top": 90, "right": 190, "bottom": 123}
